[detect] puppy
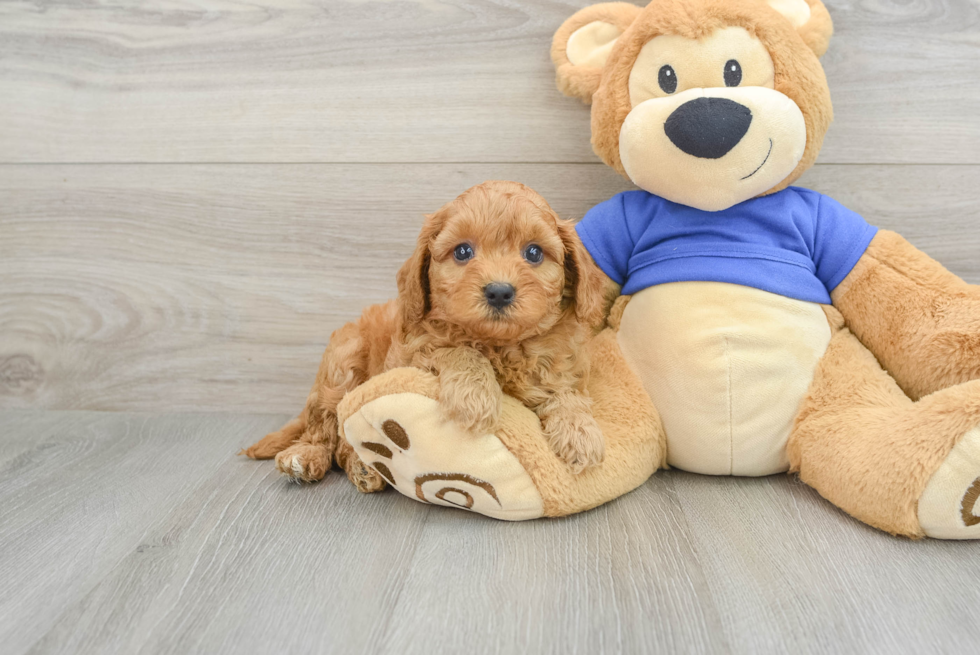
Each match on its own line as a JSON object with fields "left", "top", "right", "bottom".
{"left": 243, "top": 180, "right": 610, "bottom": 489}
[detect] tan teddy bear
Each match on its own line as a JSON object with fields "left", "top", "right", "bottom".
{"left": 328, "top": 0, "right": 980, "bottom": 538}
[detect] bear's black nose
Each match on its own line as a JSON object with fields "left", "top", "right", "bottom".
{"left": 664, "top": 97, "right": 752, "bottom": 159}
{"left": 484, "top": 283, "right": 515, "bottom": 310}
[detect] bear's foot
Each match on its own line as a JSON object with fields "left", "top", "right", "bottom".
{"left": 918, "top": 426, "right": 980, "bottom": 539}
{"left": 342, "top": 390, "right": 545, "bottom": 520}
{"left": 335, "top": 340, "right": 665, "bottom": 521}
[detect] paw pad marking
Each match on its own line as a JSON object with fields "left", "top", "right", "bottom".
{"left": 414, "top": 472, "right": 501, "bottom": 508}
{"left": 344, "top": 394, "right": 545, "bottom": 520}
{"left": 382, "top": 419, "right": 410, "bottom": 449}
{"left": 364, "top": 419, "right": 412, "bottom": 486}
{"left": 435, "top": 488, "right": 474, "bottom": 509}
{"left": 371, "top": 461, "right": 396, "bottom": 486}
{"left": 961, "top": 477, "right": 980, "bottom": 527}
{"left": 366, "top": 420, "right": 503, "bottom": 511}
{"left": 362, "top": 442, "right": 393, "bottom": 458}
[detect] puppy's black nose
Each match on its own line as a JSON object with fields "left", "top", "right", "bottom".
{"left": 664, "top": 97, "right": 752, "bottom": 159}
{"left": 484, "top": 283, "right": 515, "bottom": 310}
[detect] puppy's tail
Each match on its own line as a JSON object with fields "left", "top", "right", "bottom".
{"left": 240, "top": 416, "right": 306, "bottom": 459}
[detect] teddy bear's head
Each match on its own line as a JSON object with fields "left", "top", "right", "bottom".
{"left": 552, "top": 0, "right": 834, "bottom": 211}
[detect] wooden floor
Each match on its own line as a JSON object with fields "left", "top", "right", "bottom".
{"left": 1, "top": 0, "right": 979, "bottom": 653}
{"left": 3, "top": 410, "right": 980, "bottom": 654}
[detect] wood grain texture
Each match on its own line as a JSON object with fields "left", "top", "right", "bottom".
{"left": 2, "top": 163, "right": 978, "bottom": 413}
{"left": 22, "top": 421, "right": 431, "bottom": 655}
{"left": 1, "top": 410, "right": 978, "bottom": 655}
{"left": 375, "top": 474, "right": 730, "bottom": 655}
{"left": 0, "top": 410, "right": 286, "bottom": 654}
{"left": 0, "top": 0, "right": 977, "bottom": 164}
{"left": 672, "top": 473, "right": 980, "bottom": 654}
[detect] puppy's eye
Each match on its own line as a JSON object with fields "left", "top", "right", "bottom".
{"left": 522, "top": 244, "right": 544, "bottom": 265}
{"left": 724, "top": 59, "right": 742, "bottom": 87}
{"left": 658, "top": 65, "right": 677, "bottom": 94}
{"left": 452, "top": 243, "right": 474, "bottom": 263}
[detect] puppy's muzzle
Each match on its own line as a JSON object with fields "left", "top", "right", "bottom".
{"left": 484, "top": 282, "right": 515, "bottom": 311}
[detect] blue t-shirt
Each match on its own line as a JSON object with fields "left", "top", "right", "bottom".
{"left": 575, "top": 188, "right": 878, "bottom": 304}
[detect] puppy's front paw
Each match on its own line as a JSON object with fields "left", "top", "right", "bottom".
{"left": 543, "top": 411, "right": 605, "bottom": 475}
{"left": 439, "top": 379, "right": 502, "bottom": 435}
{"left": 275, "top": 443, "right": 331, "bottom": 483}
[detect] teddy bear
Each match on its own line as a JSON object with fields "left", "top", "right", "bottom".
{"left": 337, "top": 0, "right": 980, "bottom": 538}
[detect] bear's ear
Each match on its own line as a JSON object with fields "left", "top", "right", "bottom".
{"left": 767, "top": 0, "right": 834, "bottom": 57}
{"left": 551, "top": 2, "right": 642, "bottom": 104}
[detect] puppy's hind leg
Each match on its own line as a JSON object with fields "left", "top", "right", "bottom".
{"left": 242, "top": 395, "right": 333, "bottom": 483}
{"left": 275, "top": 388, "right": 342, "bottom": 484}
{"left": 276, "top": 319, "right": 379, "bottom": 484}
{"left": 275, "top": 440, "right": 333, "bottom": 483}
{"left": 303, "top": 379, "right": 385, "bottom": 493}
{"left": 274, "top": 389, "right": 385, "bottom": 490}
{"left": 262, "top": 301, "right": 399, "bottom": 485}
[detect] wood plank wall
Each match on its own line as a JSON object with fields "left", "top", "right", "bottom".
{"left": 1, "top": 0, "right": 978, "bottom": 413}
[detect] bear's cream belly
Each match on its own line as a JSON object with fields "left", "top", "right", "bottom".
{"left": 617, "top": 282, "right": 832, "bottom": 476}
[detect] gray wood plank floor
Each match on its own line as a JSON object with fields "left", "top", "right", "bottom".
{"left": 1, "top": 410, "right": 978, "bottom": 655}
{"left": 2, "top": 0, "right": 979, "bottom": 652}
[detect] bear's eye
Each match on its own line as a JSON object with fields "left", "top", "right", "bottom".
{"left": 522, "top": 244, "right": 544, "bottom": 265}
{"left": 453, "top": 243, "right": 474, "bottom": 263}
{"left": 724, "top": 59, "right": 742, "bottom": 87}
{"left": 658, "top": 65, "right": 677, "bottom": 94}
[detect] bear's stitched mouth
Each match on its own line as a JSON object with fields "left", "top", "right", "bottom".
{"left": 740, "top": 138, "right": 773, "bottom": 180}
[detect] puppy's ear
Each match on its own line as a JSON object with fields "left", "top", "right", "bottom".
{"left": 551, "top": 2, "right": 641, "bottom": 104}
{"left": 397, "top": 206, "right": 449, "bottom": 326}
{"left": 558, "top": 219, "right": 608, "bottom": 330}
{"left": 767, "top": 0, "right": 834, "bottom": 57}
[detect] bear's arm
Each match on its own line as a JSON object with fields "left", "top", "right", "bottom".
{"left": 831, "top": 230, "right": 980, "bottom": 400}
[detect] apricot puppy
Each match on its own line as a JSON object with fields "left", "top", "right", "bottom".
{"left": 243, "top": 180, "right": 610, "bottom": 486}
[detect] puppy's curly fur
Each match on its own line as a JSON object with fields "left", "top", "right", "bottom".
{"left": 243, "top": 180, "right": 611, "bottom": 488}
